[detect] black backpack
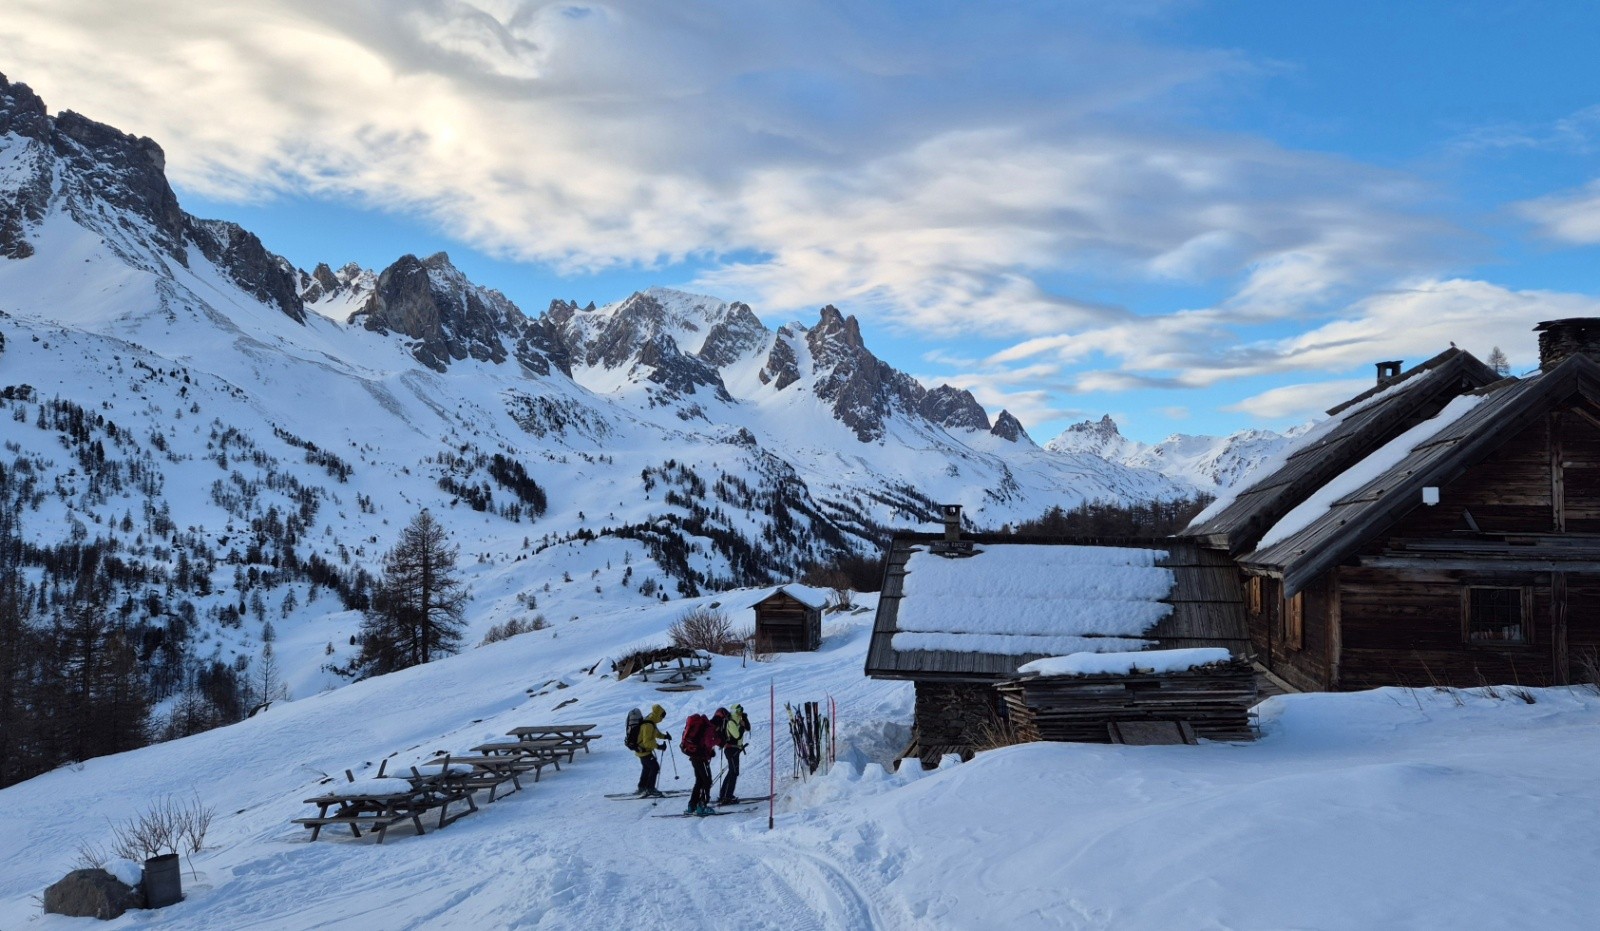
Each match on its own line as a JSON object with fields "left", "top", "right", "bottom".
{"left": 624, "top": 707, "right": 644, "bottom": 752}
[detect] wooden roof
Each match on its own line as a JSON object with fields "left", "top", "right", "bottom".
{"left": 865, "top": 533, "right": 1248, "bottom": 682}
{"left": 755, "top": 585, "right": 828, "bottom": 611}
{"left": 1186, "top": 349, "right": 1499, "bottom": 555}
{"left": 1241, "top": 354, "right": 1600, "bottom": 596}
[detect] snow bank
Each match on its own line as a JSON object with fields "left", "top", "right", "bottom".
{"left": 1018, "top": 647, "right": 1232, "bottom": 677}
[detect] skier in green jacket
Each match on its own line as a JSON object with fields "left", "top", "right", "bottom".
{"left": 716, "top": 704, "right": 750, "bottom": 805}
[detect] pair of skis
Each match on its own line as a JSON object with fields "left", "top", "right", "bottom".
{"left": 652, "top": 806, "right": 761, "bottom": 819}
{"left": 606, "top": 790, "right": 772, "bottom": 804}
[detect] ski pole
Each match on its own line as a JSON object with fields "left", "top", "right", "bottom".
{"left": 667, "top": 744, "right": 680, "bottom": 779}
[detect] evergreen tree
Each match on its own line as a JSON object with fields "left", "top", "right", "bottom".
{"left": 353, "top": 510, "right": 468, "bottom": 677}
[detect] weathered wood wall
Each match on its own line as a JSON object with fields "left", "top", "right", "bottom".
{"left": 1334, "top": 566, "right": 1555, "bottom": 689}
{"left": 754, "top": 593, "right": 821, "bottom": 652}
{"left": 1250, "top": 407, "right": 1600, "bottom": 690}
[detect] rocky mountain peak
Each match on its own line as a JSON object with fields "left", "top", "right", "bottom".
{"left": 919, "top": 384, "right": 991, "bottom": 432}
{"left": 697, "top": 300, "right": 769, "bottom": 369}
{"left": 805, "top": 304, "right": 928, "bottom": 443}
{"left": 353, "top": 252, "right": 537, "bottom": 372}
{"left": 990, "top": 410, "right": 1032, "bottom": 444}
{"left": 0, "top": 72, "right": 48, "bottom": 139}
{"left": 185, "top": 218, "right": 304, "bottom": 322}
{"left": 0, "top": 73, "right": 306, "bottom": 322}
{"left": 298, "top": 261, "right": 371, "bottom": 306}
{"left": 1046, "top": 414, "right": 1144, "bottom": 460}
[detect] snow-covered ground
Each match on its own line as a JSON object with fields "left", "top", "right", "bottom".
{"left": 4, "top": 589, "right": 1600, "bottom": 930}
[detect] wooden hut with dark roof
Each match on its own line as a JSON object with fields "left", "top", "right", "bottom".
{"left": 752, "top": 585, "right": 826, "bottom": 652}
{"left": 865, "top": 509, "right": 1248, "bottom": 762}
{"left": 1196, "top": 320, "right": 1600, "bottom": 691}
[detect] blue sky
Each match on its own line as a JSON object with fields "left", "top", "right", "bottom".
{"left": 7, "top": 1, "right": 1600, "bottom": 444}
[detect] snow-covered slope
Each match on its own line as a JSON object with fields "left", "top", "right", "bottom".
{"left": 1, "top": 590, "right": 1597, "bottom": 929}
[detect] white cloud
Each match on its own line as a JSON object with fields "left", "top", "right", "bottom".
{"left": 1518, "top": 181, "right": 1600, "bottom": 244}
{"left": 1226, "top": 379, "right": 1369, "bottom": 419}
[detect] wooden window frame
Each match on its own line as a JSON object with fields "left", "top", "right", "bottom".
{"left": 1281, "top": 591, "right": 1304, "bottom": 651}
{"left": 1245, "top": 576, "right": 1263, "bottom": 616}
{"left": 1462, "top": 586, "right": 1532, "bottom": 646}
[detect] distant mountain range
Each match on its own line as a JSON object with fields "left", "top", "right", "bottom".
{"left": 1045, "top": 414, "right": 1294, "bottom": 492}
{"left": 0, "top": 69, "right": 1288, "bottom": 702}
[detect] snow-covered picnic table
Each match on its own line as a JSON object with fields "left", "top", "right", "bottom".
{"left": 293, "top": 778, "right": 433, "bottom": 845}
{"left": 429, "top": 742, "right": 562, "bottom": 801}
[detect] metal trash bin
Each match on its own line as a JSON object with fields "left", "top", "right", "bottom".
{"left": 143, "top": 853, "right": 182, "bottom": 908}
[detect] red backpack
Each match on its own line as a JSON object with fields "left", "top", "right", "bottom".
{"left": 680, "top": 713, "right": 712, "bottom": 758}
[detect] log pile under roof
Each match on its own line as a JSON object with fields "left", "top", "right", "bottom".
{"left": 997, "top": 657, "right": 1258, "bottom": 744}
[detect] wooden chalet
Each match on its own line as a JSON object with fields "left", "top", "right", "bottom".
{"left": 753, "top": 585, "right": 825, "bottom": 652}
{"left": 1190, "top": 319, "right": 1600, "bottom": 691}
{"left": 865, "top": 509, "right": 1248, "bottom": 762}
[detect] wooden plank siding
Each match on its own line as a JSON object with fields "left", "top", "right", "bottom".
{"left": 1246, "top": 396, "right": 1600, "bottom": 690}
{"left": 754, "top": 591, "right": 822, "bottom": 652}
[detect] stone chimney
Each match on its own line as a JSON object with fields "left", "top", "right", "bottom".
{"left": 1535, "top": 318, "right": 1600, "bottom": 371}
{"left": 941, "top": 504, "right": 962, "bottom": 542}
{"left": 1375, "top": 361, "right": 1402, "bottom": 386}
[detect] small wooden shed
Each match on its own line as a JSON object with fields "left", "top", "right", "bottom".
{"left": 753, "top": 585, "right": 826, "bottom": 652}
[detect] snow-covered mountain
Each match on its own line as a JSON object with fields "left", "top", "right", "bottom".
{"left": 0, "top": 71, "right": 1248, "bottom": 740}
{"left": 1047, "top": 415, "right": 1292, "bottom": 491}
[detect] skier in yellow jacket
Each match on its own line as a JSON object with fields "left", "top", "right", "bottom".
{"left": 635, "top": 704, "right": 669, "bottom": 798}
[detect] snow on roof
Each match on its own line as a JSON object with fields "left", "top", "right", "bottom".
{"left": 1254, "top": 394, "right": 1485, "bottom": 551}
{"left": 1018, "top": 647, "right": 1232, "bottom": 677}
{"left": 770, "top": 584, "right": 829, "bottom": 610}
{"left": 890, "top": 544, "right": 1173, "bottom": 657}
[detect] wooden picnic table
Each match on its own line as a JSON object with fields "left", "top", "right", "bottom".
{"left": 505, "top": 724, "right": 602, "bottom": 756}
{"left": 637, "top": 655, "right": 711, "bottom": 684}
{"left": 385, "top": 760, "right": 480, "bottom": 828}
{"left": 293, "top": 778, "right": 429, "bottom": 844}
{"left": 434, "top": 744, "right": 560, "bottom": 801}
